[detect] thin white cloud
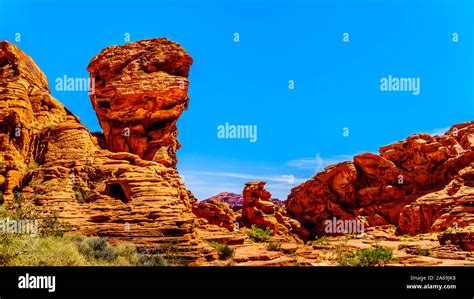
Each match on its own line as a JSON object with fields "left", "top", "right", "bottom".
{"left": 182, "top": 170, "right": 305, "bottom": 184}
{"left": 426, "top": 126, "right": 450, "bottom": 136}
{"left": 286, "top": 153, "right": 355, "bottom": 172}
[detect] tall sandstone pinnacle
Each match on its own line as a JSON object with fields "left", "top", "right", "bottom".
{"left": 87, "top": 38, "right": 193, "bottom": 168}
{"left": 0, "top": 39, "right": 215, "bottom": 263}
{"left": 286, "top": 122, "right": 474, "bottom": 238}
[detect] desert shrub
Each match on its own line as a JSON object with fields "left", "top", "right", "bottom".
{"left": 0, "top": 234, "right": 17, "bottom": 266}
{"left": 267, "top": 241, "right": 282, "bottom": 251}
{"left": 158, "top": 242, "right": 187, "bottom": 266}
{"left": 0, "top": 234, "right": 88, "bottom": 266}
{"left": 247, "top": 225, "right": 273, "bottom": 242}
{"left": 418, "top": 248, "right": 431, "bottom": 256}
{"left": 355, "top": 247, "right": 393, "bottom": 266}
{"left": 12, "top": 236, "right": 87, "bottom": 266}
{"left": 397, "top": 243, "right": 410, "bottom": 250}
{"left": 73, "top": 184, "right": 92, "bottom": 203}
{"left": 0, "top": 232, "right": 140, "bottom": 266}
{"left": 27, "top": 162, "right": 39, "bottom": 171}
{"left": 114, "top": 244, "right": 139, "bottom": 265}
{"left": 78, "top": 237, "right": 117, "bottom": 262}
{"left": 13, "top": 191, "right": 24, "bottom": 204}
{"left": 308, "top": 236, "right": 330, "bottom": 246}
{"left": 65, "top": 233, "right": 87, "bottom": 244}
{"left": 338, "top": 246, "right": 394, "bottom": 266}
{"left": 0, "top": 201, "right": 37, "bottom": 221}
{"left": 209, "top": 242, "right": 235, "bottom": 260}
{"left": 138, "top": 249, "right": 168, "bottom": 266}
{"left": 399, "top": 244, "right": 430, "bottom": 256}
{"left": 39, "top": 213, "right": 65, "bottom": 237}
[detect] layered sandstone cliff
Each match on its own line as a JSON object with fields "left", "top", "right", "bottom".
{"left": 238, "top": 182, "right": 309, "bottom": 240}
{"left": 286, "top": 122, "right": 474, "bottom": 238}
{"left": 0, "top": 39, "right": 214, "bottom": 263}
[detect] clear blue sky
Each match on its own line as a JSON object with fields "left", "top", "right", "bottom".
{"left": 1, "top": 0, "right": 473, "bottom": 200}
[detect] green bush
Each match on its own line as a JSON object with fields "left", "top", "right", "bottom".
{"left": 65, "top": 233, "right": 87, "bottom": 244}
{"left": 0, "top": 232, "right": 140, "bottom": 266}
{"left": 0, "top": 234, "right": 17, "bottom": 266}
{"left": 398, "top": 244, "right": 430, "bottom": 256}
{"left": 308, "top": 236, "right": 330, "bottom": 246}
{"left": 0, "top": 234, "right": 87, "bottom": 266}
{"left": 13, "top": 191, "right": 24, "bottom": 204}
{"left": 114, "top": 244, "right": 139, "bottom": 265}
{"left": 39, "top": 213, "right": 65, "bottom": 237}
{"left": 0, "top": 201, "right": 37, "bottom": 220}
{"left": 73, "top": 184, "right": 93, "bottom": 203}
{"left": 266, "top": 241, "right": 282, "bottom": 251}
{"left": 247, "top": 225, "right": 273, "bottom": 242}
{"left": 338, "top": 246, "right": 394, "bottom": 266}
{"left": 138, "top": 251, "right": 168, "bottom": 266}
{"left": 209, "top": 242, "right": 235, "bottom": 260}
{"left": 418, "top": 248, "right": 431, "bottom": 256}
{"left": 27, "top": 162, "right": 39, "bottom": 171}
{"left": 78, "top": 237, "right": 117, "bottom": 262}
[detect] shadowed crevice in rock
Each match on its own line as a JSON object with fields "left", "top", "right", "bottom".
{"left": 106, "top": 183, "right": 128, "bottom": 203}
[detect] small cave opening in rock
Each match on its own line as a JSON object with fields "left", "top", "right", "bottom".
{"left": 97, "top": 101, "right": 110, "bottom": 109}
{"left": 107, "top": 183, "right": 128, "bottom": 203}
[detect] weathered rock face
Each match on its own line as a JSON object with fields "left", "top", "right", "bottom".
{"left": 239, "top": 182, "right": 310, "bottom": 240}
{"left": 87, "top": 38, "right": 193, "bottom": 168}
{"left": 203, "top": 192, "right": 284, "bottom": 212}
{"left": 438, "top": 226, "right": 474, "bottom": 251}
{"left": 203, "top": 192, "right": 243, "bottom": 211}
{"left": 286, "top": 122, "right": 474, "bottom": 238}
{"left": 0, "top": 41, "right": 83, "bottom": 200}
{"left": 0, "top": 40, "right": 215, "bottom": 263}
{"left": 192, "top": 199, "right": 237, "bottom": 231}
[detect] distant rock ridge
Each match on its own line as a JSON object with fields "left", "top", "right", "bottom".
{"left": 238, "top": 182, "right": 309, "bottom": 240}
{"left": 286, "top": 122, "right": 474, "bottom": 238}
{"left": 203, "top": 191, "right": 284, "bottom": 211}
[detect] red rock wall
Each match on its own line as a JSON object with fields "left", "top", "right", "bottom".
{"left": 0, "top": 40, "right": 215, "bottom": 264}
{"left": 286, "top": 122, "right": 474, "bottom": 237}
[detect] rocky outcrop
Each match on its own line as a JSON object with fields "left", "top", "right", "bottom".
{"left": 192, "top": 199, "right": 237, "bottom": 231}
{"left": 87, "top": 38, "right": 193, "bottom": 168}
{"left": 438, "top": 226, "right": 474, "bottom": 251}
{"left": 0, "top": 40, "right": 215, "bottom": 263}
{"left": 203, "top": 191, "right": 284, "bottom": 211}
{"left": 286, "top": 122, "right": 474, "bottom": 238}
{"left": 239, "top": 182, "right": 310, "bottom": 240}
{"left": 203, "top": 192, "right": 243, "bottom": 211}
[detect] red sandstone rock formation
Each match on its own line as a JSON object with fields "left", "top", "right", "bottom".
{"left": 87, "top": 38, "right": 193, "bottom": 168}
{"left": 203, "top": 191, "right": 284, "bottom": 211}
{"left": 192, "top": 199, "right": 237, "bottom": 231}
{"left": 239, "top": 182, "right": 310, "bottom": 240}
{"left": 0, "top": 40, "right": 215, "bottom": 263}
{"left": 286, "top": 122, "right": 474, "bottom": 238}
{"left": 438, "top": 226, "right": 474, "bottom": 251}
